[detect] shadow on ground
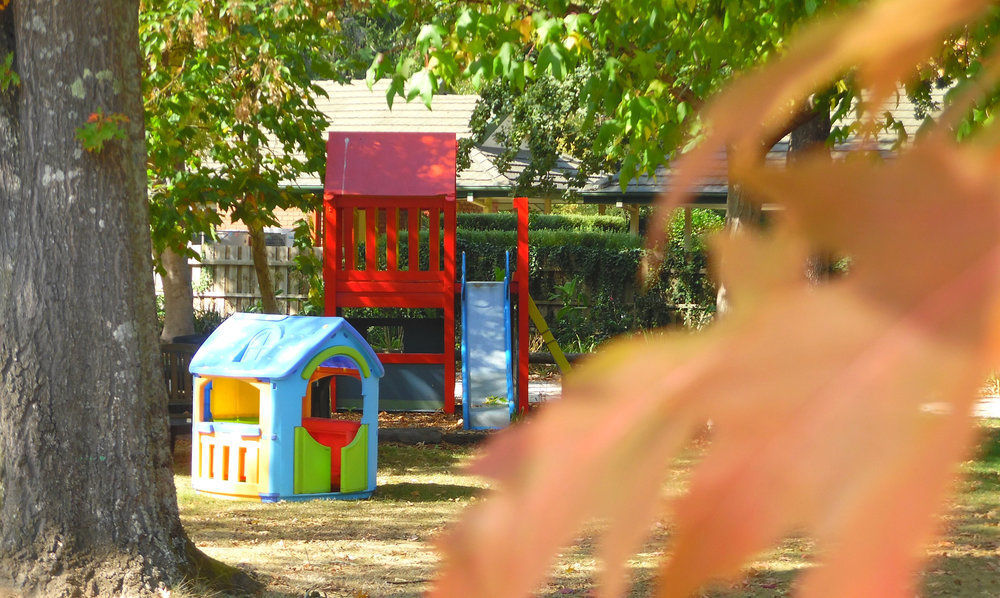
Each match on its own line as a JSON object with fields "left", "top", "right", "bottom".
{"left": 375, "top": 482, "right": 482, "bottom": 502}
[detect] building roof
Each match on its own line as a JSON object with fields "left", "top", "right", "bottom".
{"left": 289, "top": 80, "right": 602, "bottom": 196}
{"left": 288, "top": 80, "right": 510, "bottom": 191}
{"left": 189, "top": 313, "right": 384, "bottom": 380}
{"left": 318, "top": 80, "right": 478, "bottom": 136}
{"left": 284, "top": 80, "right": 947, "bottom": 204}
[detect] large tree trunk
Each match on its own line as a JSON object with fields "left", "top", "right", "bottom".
{"left": 0, "top": 2, "right": 252, "bottom": 595}
{"left": 246, "top": 217, "right": 280, "bottom": 314}
{"left": 159, "top": 247, "right": 195, "bottom": 341}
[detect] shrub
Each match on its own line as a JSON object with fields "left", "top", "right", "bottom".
{"left": 290, "top": 210, "right": 722, "bottom": 348}
{"left": 457, "top": 212, "right": 628, "bottom": 233}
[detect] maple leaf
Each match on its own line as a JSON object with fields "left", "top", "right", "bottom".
{"left": 430, "top": 1, "right": 1000, "bottom": 598}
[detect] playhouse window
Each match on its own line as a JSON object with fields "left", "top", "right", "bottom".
{"left": 205, "top": 378, "right": 260, "bottom": 424}
{"left": 308, "top": 371, "right": 366, "bottom": 418}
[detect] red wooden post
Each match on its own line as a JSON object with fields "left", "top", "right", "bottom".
{"left": 443, "top": 201, "right": 457, "bottom": 413}
{"left": 429, "top": 207, "right": 440, "bottom": 272}
{"left": 323, "top": 193, "right": 338, "bottom": 317}
{"left": 344, "top": 207, "right": 356, "bottom": 271}
{"left": 514, "top": 196, "right": 530, "bottom": 413}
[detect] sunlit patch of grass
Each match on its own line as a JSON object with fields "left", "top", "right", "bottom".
{"left": 175, "top": 440, "right": 487, "bottom": 597}
{"left": 921, "top": 421, "right": 1000, "bottom": 597}
{"left": 173, "top": 421, "right": 1000, "bottom": 597}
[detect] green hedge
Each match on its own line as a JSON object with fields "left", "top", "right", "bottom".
{"left": 455, "top": 212, "right": 722, "bottom": 345}
{"left": 457, "top": 229, "right": 643, "bottom": 299}
{"left": 294, "top": 209, "right": 723, "bottom": 349}
{"left": 457, "top": 212, "right": 628, "bottom": 233}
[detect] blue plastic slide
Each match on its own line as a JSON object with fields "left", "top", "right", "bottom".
{"left": 461, "top": 253, "right": 515, "bottom": 430}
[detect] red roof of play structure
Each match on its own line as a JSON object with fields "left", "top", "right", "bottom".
{"left": 324, "top": 132, "right": 456, "bottom": 199}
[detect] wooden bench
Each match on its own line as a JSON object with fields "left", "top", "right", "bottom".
{"left": 161, "top": 342, "right": 199, "bottom": 450}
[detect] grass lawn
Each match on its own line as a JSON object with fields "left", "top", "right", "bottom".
{"left": 174, "top": 421, "right": 1000, "bottom": 597}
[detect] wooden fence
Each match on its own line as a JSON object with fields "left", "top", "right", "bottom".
{"left": 190, "top": 244, "right": 320, "bottom": 315}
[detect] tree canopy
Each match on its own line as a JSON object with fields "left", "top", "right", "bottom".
{"left": 368, "top": 0, "right": 863, "bottom": 192}
{"left": 371, "top": 0, "right": 1000, "bottom": 195}
{"left": 140, "top": 0, "right": 398, "bottom": 315}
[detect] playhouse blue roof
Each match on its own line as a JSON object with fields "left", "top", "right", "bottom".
{"left": 189, "top": 313, "right": 384, "bottom": 380}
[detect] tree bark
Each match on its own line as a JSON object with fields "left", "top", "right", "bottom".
{"left": 246, "top": 217, "right": 280, "bottom": 314}
{"left": 788, "top": 105, "right": 834, "bottom": 283}
{"left": 159, "top": 247, "right": 195, "bottom": 341}
{"left": 0, "top": 2, "right": 253, "bottom": 595}
{"left": 715, "top": 180, "right": 763, "bottom": 316}
{"left": 715, "top": 103, "right": 832, "bottom": 314}
{"left": 788, "top": 106, "right": 831, "bottom": 159}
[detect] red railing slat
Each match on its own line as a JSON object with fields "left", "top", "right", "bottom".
{"left": 429, "top": 207, "right": 440, "bottom": 271}
{"left": 344, "top": 207, "right": 355, "bottom": 271}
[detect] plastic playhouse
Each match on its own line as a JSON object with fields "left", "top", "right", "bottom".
{"left": 188, "top": 313, "right": 383, "bottom": 502}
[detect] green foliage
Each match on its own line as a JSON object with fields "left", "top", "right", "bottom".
{"left": 457, "top": 212, "right": 627, "bottom": 233}
{"left": 372, "top": 0, "right": 865, "bottom": 192}
{"left": 461, "top": 70, "right": 607, "bottom": 196}
{"left": 141, "top": 0, "right": 369, "bottom": 258}
{"left": 154, "top": 295, "right": 225, "bottom": 338}
{"left": 375, "top": 0, "right": 994, "bottom": 193}
{"left": 291, "top": 218, "right": 324, "bottom": 316}
{"left": 75, "top": 110, "right": 129, "bottom": 153}
{"left": 366, "top": 325, "right": 405, "bottom": 352}
{"left": 548, "top": 276, "right": 591, "bottom": 350}
{"left": 192, "top": 308, "right": 225, "bottom": 335}
{"left": 458, "top": 209, "right": 723, "bottom": 347}
{"left": 0, "top": 51, "right": 18, "bottom": 92}
{"left": 667, "top": 207, "right": 726, "bottom": 243}
{"left": 482, "top": 395, "right": 509, "bottom": 406}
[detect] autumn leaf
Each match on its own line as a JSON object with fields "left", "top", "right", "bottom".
{"left": 648, "top": 0, "right": 993, "bottom": 246}
{"left": 430, "top": 1, "right": 1000, "bottom": 598}
{"left": 75, "top": 109, "right": 129, "bottom": 153}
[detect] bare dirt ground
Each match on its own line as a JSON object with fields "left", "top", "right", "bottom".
{"left": 335, "top": 411, "right": 464, "bottom": 432}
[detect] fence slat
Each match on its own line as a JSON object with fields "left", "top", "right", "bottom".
{"left": 186, "top": 243, "right": 318, "bottom": 316}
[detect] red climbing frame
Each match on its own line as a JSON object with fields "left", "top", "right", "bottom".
{"left": 323, "top": 132, "right": 458, "bottom": 412}
{"left": 514, "top": 197, "right": 530, "bottom": 414}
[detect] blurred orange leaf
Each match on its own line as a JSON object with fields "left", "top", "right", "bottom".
{"left": 430, "top": 1, "right": 1000, "bottom": 598}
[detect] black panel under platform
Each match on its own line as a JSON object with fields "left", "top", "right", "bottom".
{"left": 335, "top": 364, "right": 445, "bottom": 411}
{"left": 338, "top": 317, "right": 446, "bottom": 411}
